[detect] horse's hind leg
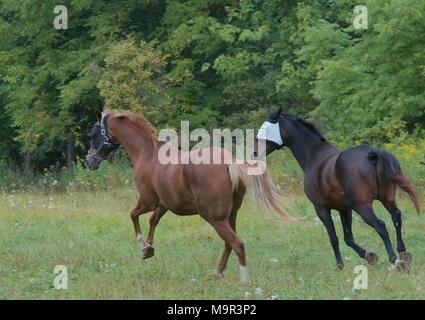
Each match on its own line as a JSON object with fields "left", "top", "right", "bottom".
{"left": 215, "top": 212, "right": 235, "bottom": 278}
{"left": 381, "top": 199, "right": 412, "bottom": 269}
{"left": 352, "top": 204, "right": 398, "bottom": 264}
{"left": 211, "top": 219, "right": 249, "bottom": 283}
{"left": 339, "top": 209, "right": 378, "bottom": 265}
{"left": 216, "top": 242, "right": 231, "bottom": 278}
{"left": 215, "top": 189, "right": 245, "bottom": 278}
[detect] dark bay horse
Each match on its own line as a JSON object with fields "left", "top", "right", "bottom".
{"left": 253, "top": 107, "right": 420, "bottom": 271}
{"left": 86, "top": 109, "right": 294, "bottom": 283}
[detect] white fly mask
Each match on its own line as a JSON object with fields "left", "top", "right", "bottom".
{"left": 256, "top": 121, "right": 283, "bottom": 146}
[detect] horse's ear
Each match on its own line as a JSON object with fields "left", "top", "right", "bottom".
{"left": 268, "top": 106, "right": 282, "bottom": 121}
{"left": 267, "top": 107, "right": 273, "bottom": 117}
{"left": 276, "top": 106, "right": 282, "bottom": 117}
{"left": 95, "top": 109, "right": 102, "bottom": 122}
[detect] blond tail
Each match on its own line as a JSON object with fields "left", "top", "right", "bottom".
{"left": 227, "top": 162, "right": 297, "bottom": 221}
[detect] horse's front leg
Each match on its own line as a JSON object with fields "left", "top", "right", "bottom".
{"left": 130, "top": 198, "right": 153, "bottom": 259}
{"left": 315, "top": 205, "right": 344, "bottom": 269}
{"left": 144, "top": 207, "right": 167, "bottom": 259}
{"left": 339, "top": 209, "right": 378, "bottom": 265}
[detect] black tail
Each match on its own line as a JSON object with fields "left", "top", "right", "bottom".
{"left": 368, "top": 149, "right": 421, "bottom": 215}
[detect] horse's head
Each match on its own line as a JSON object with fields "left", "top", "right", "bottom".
{"left": 85, "top": 109, "right": 120, "bottom": 170}
{"left": 251, "top": 107, "right": 286, "bottom": 160}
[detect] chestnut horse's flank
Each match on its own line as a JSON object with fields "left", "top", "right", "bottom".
{"left": 86, "top": 109, "right": 294, "bottom": 283}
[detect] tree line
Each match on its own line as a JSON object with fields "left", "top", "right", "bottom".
{"left": 1, "top": 0, "right": 424, "bottom": 174}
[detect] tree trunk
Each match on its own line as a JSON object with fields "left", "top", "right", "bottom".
{"left": 66, "top": 134, "right": 75, "bottom": 173}
{"left": 8, "top": 150, "right": 18, "bottom": 173}
{"left": 23, "top": 149, "right": 32, "bottom": 177}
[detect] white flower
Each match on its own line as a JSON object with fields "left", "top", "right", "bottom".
{"left": 255, "top": 288, "right": 263, "bottom": 295}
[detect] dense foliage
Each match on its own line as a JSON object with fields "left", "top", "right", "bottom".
{"left": 0, "top": 0, "right": 424, "bottom": 174}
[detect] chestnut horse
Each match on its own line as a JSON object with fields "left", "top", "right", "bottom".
{"left": 86, "top": 109, "right": 294, "bottom": 283}
{"left": 253, "top": 107, "right": 420, "bottom": 271}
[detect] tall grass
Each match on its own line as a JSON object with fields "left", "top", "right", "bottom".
{"left": 0, "top": 157, "right": 134, "bottom": 193}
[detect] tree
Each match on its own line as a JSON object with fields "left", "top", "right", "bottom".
{"left": 308, "top": 0, "right": 425, "bottom": 144}
{"left": 97, "top": 40, "right": 166, "bottom": 120}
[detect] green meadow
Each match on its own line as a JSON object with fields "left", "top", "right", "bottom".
{"left": 1, "top": 185, "right": 423, "bottom": 299}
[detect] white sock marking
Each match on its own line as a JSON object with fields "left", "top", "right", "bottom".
{"left": 136, "top": 234, "right": 149, "bottom": 250}
{"left": 239, "top": 265, "right": 250, "bottom": 283}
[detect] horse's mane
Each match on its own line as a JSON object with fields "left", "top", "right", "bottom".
{"left": 107, "top": 109, "right": 157, "bottom": 139}
{"left": 282, "top": 113, "right": 326, "bottom": 142}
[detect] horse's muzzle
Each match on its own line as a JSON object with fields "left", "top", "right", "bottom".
{"left": 85, "top": 156, "right": 100, "bottom": 170}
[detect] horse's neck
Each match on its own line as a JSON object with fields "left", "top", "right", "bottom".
{"left": 287, "top": 132, "right": 338, "bottom": 172}
{"left": 110, "top": 120, "right": 157, "bottom": 167}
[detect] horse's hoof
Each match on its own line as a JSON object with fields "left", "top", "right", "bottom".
{"left": 365, "top": 252, "right": 378, "bottom": 265}
{"left": 215, "top": 270, "right": 224, "bottom": 278}
{"left": 394, "top": 259, "right": 409, "bottom": 273}
{"left": 142, "top": 246, "right": 155, "bottom": 259}
{"left": 399, "top": 252, "right": 412, "bottom": 265}
{"left": 336, "top": 263, "right": 344, "bottom": 270}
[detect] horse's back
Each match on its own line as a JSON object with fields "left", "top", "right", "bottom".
{"left": 185, "top": 147, "right": 234, "bottom": 194}
{"left": 337, "top": 145, "right": 376, "bottom": 172}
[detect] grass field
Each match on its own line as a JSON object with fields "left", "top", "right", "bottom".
{"left": 0, "top": 187, "right": 424, "bottom": 299}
